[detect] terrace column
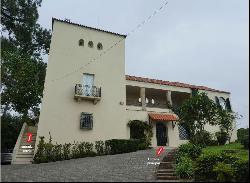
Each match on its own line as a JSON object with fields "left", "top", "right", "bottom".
{"left": 166, "top": 90, "right": 172, "bottom": 108}
{"left": 140, "top": 87, "right": 146, "bottom": 111}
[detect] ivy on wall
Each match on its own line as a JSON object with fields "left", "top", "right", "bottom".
{"left": 127, "top": 120, "right": 153, "bottom": 148}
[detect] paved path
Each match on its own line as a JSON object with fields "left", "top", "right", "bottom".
{"left": 1, "top": 149, "right": 173, "bottom": 182}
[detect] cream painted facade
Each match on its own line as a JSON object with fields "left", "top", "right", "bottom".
{"left": 36, "top": 19, "right": 127, "bottom": 148}
{"left": 36, "top": 19, "right": 237, "bottom": 150}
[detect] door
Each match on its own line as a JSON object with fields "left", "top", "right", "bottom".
{"left": 156, "top": 122, "right": 167, "bottom": 146}
{"left": 83, "top": 74, "right": 94, "bottom": 96}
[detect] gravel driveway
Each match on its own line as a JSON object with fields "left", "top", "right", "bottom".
{"left": 1, "top": 149, "right": 172, "bottom": 182}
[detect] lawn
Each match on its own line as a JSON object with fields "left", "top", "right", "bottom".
{"left": 202, "top": 143, "right": 249, "bottom": 160}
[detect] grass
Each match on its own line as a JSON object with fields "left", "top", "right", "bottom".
{"left": 202, "top": 143, "right": 249, "bottom": 160}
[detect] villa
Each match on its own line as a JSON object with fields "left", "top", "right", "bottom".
{"left": 11, "top": 18, "right": 237, "bottom": 164}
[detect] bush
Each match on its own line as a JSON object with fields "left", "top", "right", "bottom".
{"left": 128, "top": 120, "right": 153, "bottom": 149}
{"left": 190, "top": 130, "right": 213, "bottom": 147}
{"left": 95, "top": 141, "right": 105, "bottom": 155}
{"left": 34, "top": 136, "right": 142, "bottom": 164}
{"left": 232, "top": 159, "right": 249, "bottom": 182}
{"left": 195, "top": 152, "right": 239, "bottom": 181}
{"left": 215, "top": 131, "right": 228, "bottom": 145}
{"left": 242, "top": 134, "right": 249, "bottom": 149}
{"left": 52, "top": 144, "right": 63, "bottom": 161}
{"left": 62, "top": 143, "right": 71, "bottom": 160}
{"left": 33, "top": 136, "right": 47, "bottom": 163}
{"left": 105, "top": 139, "right": 140, "bottom": 155}
{"left": 175, "top": 143, "right": 202, "bottom": 163}
{"left": 176, "top": 156, "right": 194, "bottom": 179}
{"left": 71, "top": 142, "right": 80, "bottom": 159}
{"left": 213, "top": 162, "right": 234, "bottom": 182}
{"left": 237, "top": 128, "right": 249, "bottom": 143}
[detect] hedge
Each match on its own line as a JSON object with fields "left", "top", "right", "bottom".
{"left": 34, "top": 137, "right": 141, "bottom": 164}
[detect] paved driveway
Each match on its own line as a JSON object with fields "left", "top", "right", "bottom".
{"left": 1, "top": 149, "right": 171, "bottom": 182}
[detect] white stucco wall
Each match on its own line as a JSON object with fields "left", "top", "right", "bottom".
{"left": 36, "top": 20, "right": 127, "bottom": 148}
{"left": 36, "top": 19, "right": 236, "bottom": 150}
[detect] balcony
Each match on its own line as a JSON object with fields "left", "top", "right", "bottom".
{"left": 126, "top": 85, "right": 191, "bottom": 111}
{"left": 74, "top": 84, "right": 101, "bottom": 104}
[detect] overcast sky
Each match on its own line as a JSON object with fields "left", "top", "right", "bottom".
{"left": 38, "top": 0, "right": 249, "bottom": 128}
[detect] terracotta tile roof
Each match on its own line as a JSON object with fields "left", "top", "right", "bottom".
{"left": 126, "top": 75, "right": 230, "bottom": 94}
{"left": 149, "top": 113, "right": 178, "bottom": 121}
{"left": 52, "top": 18, "right": 127, "bottom": 38}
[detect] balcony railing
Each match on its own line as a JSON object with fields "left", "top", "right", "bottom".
{"left": 74, "top": 84, "right": 101, "bottom": 104}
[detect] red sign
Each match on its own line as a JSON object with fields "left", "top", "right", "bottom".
{"left": 27, "top": 133, "right": 32, "bottom": 143}
{"left": 156, "top": 147, "right": 164, "bottom": 156}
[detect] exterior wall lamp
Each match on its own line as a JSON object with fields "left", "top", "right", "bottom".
{"left": 172, "top": 121, "right": 177, "bottom": 128}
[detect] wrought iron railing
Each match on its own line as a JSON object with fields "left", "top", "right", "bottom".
{"left": 75, "top": 84, "right": 101, "bottom": 98}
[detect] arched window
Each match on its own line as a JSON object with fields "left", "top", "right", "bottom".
{"left": 97, "top": 42, "right": 103, "bottom": 50}
{"left": 225, "top": 98, "right": 232, "bottom": 111}
{"left": 138, "top": 98, "right": 141, "bottom": 103}
{"left": 79, "top": 39, "right": 84, "bottom": 46}
{"left": 88, "top": 41, "right": 94, "bottom": 48}
{"left": 219, "top": 97, "right": 226, "bottom": 109}
{"left": 146, "top": 98, "right": 149, "bottom": 104}
{"left": 151, "top": 99, "right": 155, "bottom": 104}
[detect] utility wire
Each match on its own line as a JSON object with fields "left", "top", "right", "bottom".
{"left": 47, "top": 1, "right": 169, "bottom": 85}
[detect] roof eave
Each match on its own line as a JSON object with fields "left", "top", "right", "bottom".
{"left": 52, "top": 18, "right": 127, "bottom": 38}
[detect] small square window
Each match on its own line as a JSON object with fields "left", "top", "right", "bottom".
{"left": 80, "top": 112, "right": 93, "bottom": 129}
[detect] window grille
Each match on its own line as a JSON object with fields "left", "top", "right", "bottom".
{"left": 80, "top": 112, "right": 93, "bottom": 129}
{"left": 179, "top": 124, "right": 189, "bottom": 140}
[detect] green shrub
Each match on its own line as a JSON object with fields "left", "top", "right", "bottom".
{"left": 213, "top": 162, "right": 234, "bottom": 182}
{"left": 52, "top": 144, "right": 63, "bottom": 161}
{"left": 105, "top": 139, "right": 139, "bottom": 155}
{"left": 175, "top": 143, "right": 202, "bottom": 163}
{"left": 190, "top": 130, "right": 213, "bottom": 147}
{"left": 33, "top": 136, "right": 47, "bottom": 163}
{"left": 176, "top": 156, "right": 194, "bottom": 179}
{"left": 95, "top": 141, "right": 105, "bottom": 155}
{"left": 71, "top": 142, "right": 80, "bottom": 159}
{"left": 232, "top": 159, "right": 249, "bottom": 182}
{"left": 215, "top": 131, "right": 228, "bottom": 145}
{"left": 237, "top": 128, "right": 249, "bottom": 143}
{"left": 242, "top": 134, "right": 249, "bottom": 149}
{"left": 128, "top": 120, "right": 153, "bottom": 148}
{"left": 76, "top": 142, "right": 95, "bottom": 158}
{"left": 208, "top": 139, "right": 218, "bottom": 146}
{"left": 34, "top": 136, "right": 141, "bottom": 164}
{"left": 62, "top": 143, "right": 71, "bottom": 160}
{"left": 195, "top": 152, "right": 239, "bottom": 181}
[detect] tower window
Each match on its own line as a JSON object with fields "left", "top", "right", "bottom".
{"left": 79, "top": 39, "right": 84, "bottom": 46}
{"left": 88, "top": 41, "right": 94, "bottom": 48}
{"left": 97, "top": 42, "right": 103, "bottom": 50}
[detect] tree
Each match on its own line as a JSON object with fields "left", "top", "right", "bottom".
{"left": 1, "top": 114, "right": 23, "bottom": 151}
{"left": 176, "top": 92, "right": 218, "bottom": 140}
{"left": 1, "top": 0, "right": 51, "bottom": 150}
{"left": 1, "top": 38, "right": 46, "bottom": 120}
{"left": 1, "top": 0, "right": 51, "bottom": 121}
{"left": 1, "top": 0, "right": 51, "bottom": 57}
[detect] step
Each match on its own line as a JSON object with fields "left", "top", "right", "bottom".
{"left": 157, "top": 172, "right": 176, "bottom": 176}
{"left": 17, "top": 151, "right": 34, "bottom": 155}
{"left": 19, "top": 142, "right": 36, "bottom": 146}
{"left": 160, "top": 161, "right": 175, "bottom": 165}
{"left": 157, "top": 169, "right": 175, "bottom": 173}
{"left": 157, "top": 175, "right": 179, "bottom": 180}
{"left": 159, "top": 162, "right": 176, "bottom": 169}
{"left": 16, "top": 155, "right": 33, "bottom": 159}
